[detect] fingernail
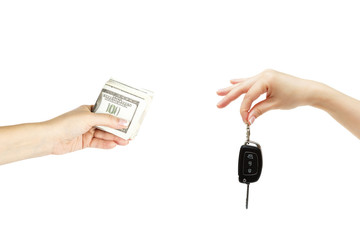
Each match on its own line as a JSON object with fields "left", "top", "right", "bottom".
{"left": 115, "top": 138, "right": 129, "bottom": 146}
{"left": 249, "top": 116, "right": 256, "bottom": 125}
{"left": 217, "top": 99, "right": 224, "bottom": 107}
{"left": 118, "top": 119, "right": 128, "bottom": 127}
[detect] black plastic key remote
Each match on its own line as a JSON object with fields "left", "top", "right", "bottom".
{"left": 239, "top": 144, "right": 262, "bottom": 184}
{"left": 238, "top": 124, "right": 263, "bottom": 209}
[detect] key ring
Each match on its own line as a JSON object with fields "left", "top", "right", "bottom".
{"left": 244, "top": 123, "right": 261, "bottom": 149}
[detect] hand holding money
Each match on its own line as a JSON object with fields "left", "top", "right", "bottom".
{"left": 92, "top": 79, "right": 153, "bottom": 140}
{"left": 0, "top": 105, "right": 130, "bottom": 165}
{"left": 0, "top": 79, "right": 153, "bottom": 165}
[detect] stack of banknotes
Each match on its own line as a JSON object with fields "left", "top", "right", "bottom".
{"left": 92, "top": 79, "right": 153, "bottom": 140}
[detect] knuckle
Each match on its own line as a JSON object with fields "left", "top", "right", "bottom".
{"left": 252, "top": 107, "right": 263, "bottom": 117}
{"left": 261, "top": 69, "right": 277, "bottom": 82}
{"left": 79, "top": 105, "right": 89, "bottom": 111}
{"left": 106, "top": 113, "right": 117, "bottom": 122}
{"left": 243, "top": 93, "right": 253, "bottom": 103}
{"left": 240, "top": 108, "right": 249, "bottom": 116}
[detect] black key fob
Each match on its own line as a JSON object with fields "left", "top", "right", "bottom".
{"left": 238, "top": 141, "right": 262, "bottom": 209}
{"left": 238, "top": 143, "right": 262, "bottom": 184}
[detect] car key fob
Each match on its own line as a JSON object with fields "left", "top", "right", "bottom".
{"left": 239, "top": 143, "right": 262, "bottom": 184}
{"left": 238, "top": 124, "right": 263, "bottom": 209}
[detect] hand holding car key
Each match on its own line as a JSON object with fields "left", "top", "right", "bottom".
{"left": 238, "top": 124, "right": 263, "bottom": 209}
{"left": 217, "top": 69, "right": 360, "bottom": 209}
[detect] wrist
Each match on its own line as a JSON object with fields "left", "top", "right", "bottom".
{"left": 308, "top": 81, "right": 339, "bottom": 112}
{"left": 34, "top": 121, "right": 57, "bottom": 157}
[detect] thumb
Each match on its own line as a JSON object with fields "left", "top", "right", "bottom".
{"left": 247, "top": 98, "right": 276, "bottom": 125}
{"left": 90, "top": 112, "right": 128, "bottom": 129}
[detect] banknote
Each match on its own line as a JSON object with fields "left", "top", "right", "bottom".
{"left": 92, "top": 79, "right": 153, "bottom": 140}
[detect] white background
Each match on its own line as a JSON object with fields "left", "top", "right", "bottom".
{"left": 0, "top": 0, "right": 359, "bottom": 239}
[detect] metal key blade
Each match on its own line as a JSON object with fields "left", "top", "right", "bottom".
{"left": 246, "top": 183, "right": 250, "bottom": 209}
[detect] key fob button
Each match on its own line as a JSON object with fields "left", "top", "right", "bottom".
{"left": 243, "top": 151, "right": 258, "bottom": 176}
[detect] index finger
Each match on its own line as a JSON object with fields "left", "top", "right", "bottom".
{"left": 240, "top": 80, "right": 268, "bottom": 123}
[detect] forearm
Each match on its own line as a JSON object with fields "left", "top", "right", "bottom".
{"left": 0, "top": 122, "right": 54, "bottom": 165}
{"left": 311, "top": 82, "right": 360, "bottom": 139}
